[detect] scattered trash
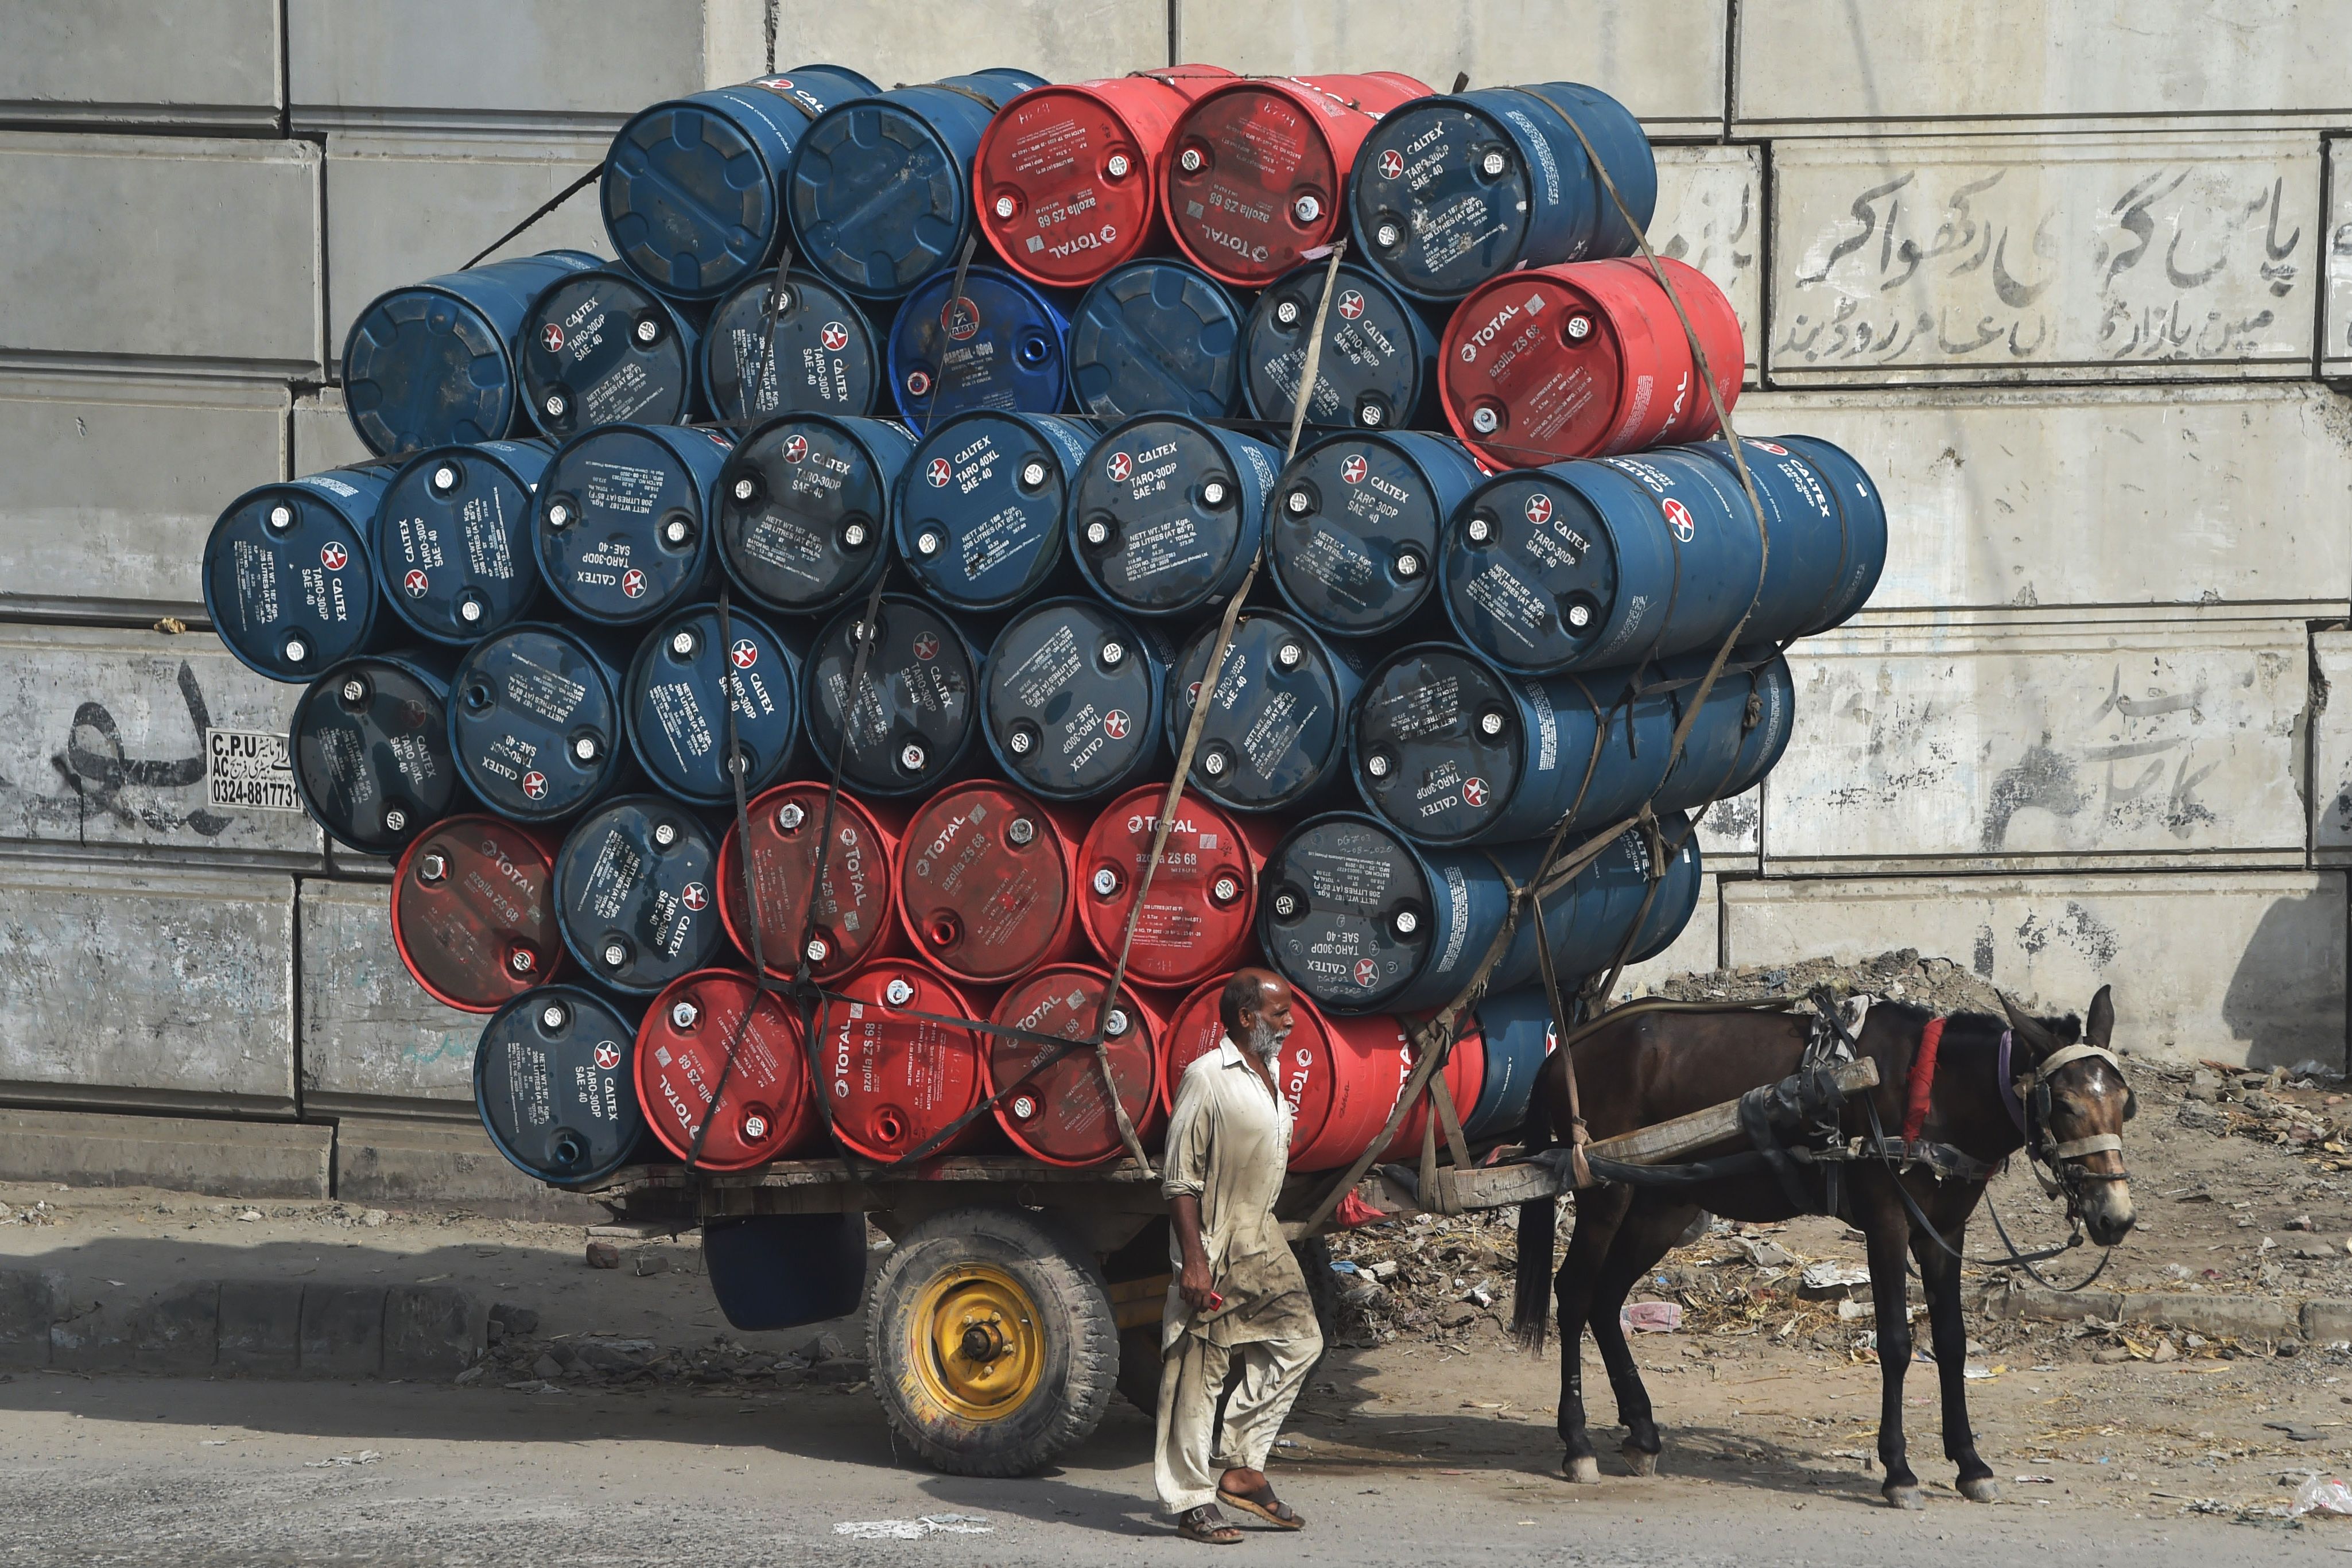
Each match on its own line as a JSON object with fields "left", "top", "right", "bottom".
{"left": 1798, "top": 1260, "right": 1870, "bottom": 1293}
{"left": 304, "top": 1450, "right": 382, "bottom": 1468}
{"left": 453, "top": 1365, "right": 484, "bottom": 1385}
{"left": 1621, "top": 1302, "right": 1682, "bottom": 1333}
{"left": 585, "top": 1241, "right": 621, "bottom": 1270}
{"left": 833, "top": 1515, "right": 993, "bottom": 1540}
{"left": 1962, "top": 1364, "right": 2000, "bottom": 1380}
{"left": 236, "top": 1210, "right": 263, "bottom": 1222}
{"left": 1736, "top": 1237, "right": 1799, "bottom": 1270}
{"left": 632, "top": 1251, "right": 669, "bottom": 1277}
{"left": 200, "top": 1439, "right": 228, "bottom": 1447}
{"left": 1329, "top": 1260, "right": 1360, "bottom": 1275}
{"left": 2014, "top": 1474, "right": 2054, "bottom": 1484}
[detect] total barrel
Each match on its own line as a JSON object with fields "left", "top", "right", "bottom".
{"left": 1068, "top": 415, "right": 1278, "bottom": 619}
{"left": 801, "top": 595, "right": 981, "bottom": 798}
{"left": 1161, "top": 72, "right": 1434, "bottom": 288}
{"left": 600, "top": 67, "right": 879, "bottom": 301}
{"left": 821, "top": 961, "right": 987, "bottom": 1161}
{"left": 986, "top": 964, "right": 1163, "bottom": 1167}
{"left": 621, "top": 602, "right": 804, "bottom": 806}
{"left": 1440, "top": 256, "right": 1743, "bottom": 468}
{"left": 475, "top": 985, "right": 645, "bottom": 1186}
{"left": 1166, "top": 609, "right": 1363, "bottom": 814}
{"left": 552, "top": 794, "right": 725, "bottom": 994}
{"left": 203, "top": 466, "right": 396, "bottom": 683}
{"left": 896, "top": 779, "right": 1084, "bottom": 987}
{"left": 973, "top": 67, "right": 1235, "bottom": 288}
{"left": 717, "top": 781, "right": 905, "bottom": 981}
{"left": 341, "top": 250, "right": 600, "bottom": 456}
{"left": 389, "top": 815, "right": 561, "bottom": 1012}
{"left": 895, "top": 412, "right": 1096, "bottom": 612}
{"left": 1075, "top": 783, "right": 1262, "bottom": 991}
{"left": 1268, "top": 431, "right": 1485, "bottom": 636}
{"left": 373, "top": 440, "right": 549, "bottom": 646}
{"left": 1240, "top": 261, "right": 1441, "bottom": 433}
{"left": 701, "top": 270, "right": 886, "bottom": 422}
{"left": 635, "top": 969, "right": 820, "bottom": 1170}
{"left": 447, "top": 622, "right": 629, "bottom": 824}
{"left": 533, "top": 422, "right": 733, "bottom": 626}
{"left": 290, "top": 653, "right": 461, "bottom": 859}
{"left": 715, "top": 414, "right": 911, "bottom": 615}
{"left": 1067, "top": 259, "right": 1245, "bottom": 423}
{"left": 886, "top": 264, "right": 1072, "bottom": 434}
{"left": 1349, "top": 81, "right": 1655, "bottom": 302}
{"left": 981, "top": 597, "right": 1169, "bottom": 802}
{"left": 788, "top": 70, "right": 1050, "bottom": 301}
{"left": 520, "top": 269, "right": 701, "bottom": 438}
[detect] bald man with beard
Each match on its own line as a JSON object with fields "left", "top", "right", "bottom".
{"left": 1155, "top": 968, "right": 1321, "bottom": 1544}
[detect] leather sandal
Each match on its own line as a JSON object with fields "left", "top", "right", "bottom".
{"left": 1217, "top": 1481, "right": 1305, "bottom": 1530}
{"left": 1177, "top": 1504, "right": 1243, "bottom": 1544}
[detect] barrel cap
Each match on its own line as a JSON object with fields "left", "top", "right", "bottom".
{"left": 292, "top": 655, "right": 460, "bottom": 858}
{"left": 635, "top": 968, "right": 814, "bottom": 1170}
{"left": 801, "top": 595, "right": 980, "bottom": 798}
{"left": 552, "top": 794, "right": 725, "bottom": 995}
{"left": 896, "top": 779, "right": 1076, "bottom": 984}
{"left": 390, "top": 815, "right": 560, "bottom": 1012}
{"left": 474, "top": 984, "right": 645, "bottom": 1186}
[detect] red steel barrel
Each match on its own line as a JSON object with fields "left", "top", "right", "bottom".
{"left": 390, "top": 815, "right": 561, "bottom": 1012}
{"left": 717, "top": 781, "right": 906, "bottom": 981}
{"left": 976, "top": 66, "right": 1236, "bottom": 289}
{"left": 985, "top": 963, "right": 1165, "bottom": 1166}
{"left": 1162, "top": 72, "right": 1434, "bottom": 289}
{"left": 1439, "top": 256, "right": 1744, "bottom": 469}
{"left": 1076, "top": 784, "right": 1266, "bottom": 992}
{"left": 634, "top": 968, "right": 818, "bottom": 1170}
{"left": 896, "top": 779, "right": 1086, "bottom": 986}
{"left": 822, "top": 960, "right": 986, "bottom": 1162}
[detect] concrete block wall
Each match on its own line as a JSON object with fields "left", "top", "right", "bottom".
{"left": 1, "top": 5, "right": 2345, "bottom": 1208}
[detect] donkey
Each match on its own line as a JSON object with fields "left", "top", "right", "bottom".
{"left": 1511, "top": 987, "right": 2136, "bottom": 1508}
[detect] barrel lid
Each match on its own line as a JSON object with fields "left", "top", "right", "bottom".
{"left": 1068, "top": 261, "right": 1243, "bottom": 422}
{"left": 897, "top": 780, "right": 1074, "bottom": 984}
{"left": 622, "top": 603, "right": 801, "bottom": 806}
{"left": 204, "top": 479, "right": 381, "bottom": 681}
{"left": 1243, "top": 263, "right": 1431, "bottom": 432}
{"left": 898, "top": 411, "right": 1091, "bottom": 611}
{"left": 704, "top": 271, "right": 883, "bottom": 421}
{"left": 553, "top": 795, "right": 724, "bottom": 994}
{"left": 886, "top": 266, "right": 1069, "bottom": 434}
{"left": 1270, "top": 433, "right": 1443, "bottom": 634}
{"left": 790, "top": 99, "right": 968, "bottom": 298}
{"left": 601, "top": 96, "right": 779, "bottom": 301}
{"left": 635, "top": 969, "right": 812, "bottom": 1169}
{"left": 987, "top": 965, "right": 1158, "bottom": 1165}
{"left": 983, "top": 597, "right": 1161, "bottom": 800}
{"left": 822, "top": 961, "right": 985, "bottom": 1162}
{"left": 1161, "top": 978, "right": 1334, "bottom": 1161}
{"left": 1167, "top": 611, "right": 1352, "bottom": 813}
{"left": 341, "top": 285, "right": 511, "bottom": 456}
{"left": 1075, "top": 785, "right": 1255, "bottom": 988}
{"left": 802, "top": 596, "right": 977, "bottom": 797}
{"left": 1259, "top": 815, "right": 1434, "bottom": 1011}
{"left": 535, "top": 424, "right": 722, "bottom": 624}
{"left": 977, "top": 85, "right": 1164, "bottom": 288}
{"left": 1440, "top": 270, "right": 1634, "bottom": 465}
{"left": 390, "top": 816, "right": 558, "bottom": 1011}
{"left": 475, "top": 985, "right": 644, "bottom": 1186}
{"left": 1165, "top": 81, "right": 1344, "bottom": 286}
{"left": 716, "top": 414, "right": 896, "bottom": 612}
{"left": 448, "top": 624, "right": 622, "bottom": 822}
{"left": 1353, "top": 645, "right": 1528, "bottom": 844}
{"left": 521, "top": 272, "right": 696, "bottom": 438}
{"left": 1350, "top": 97, "right": 1538, "bottom": 299}
{"left": 292, "top": 657, "right": 458, "bottom": 857}
{"left": 719, "top": 781, "right": 897, "bottom": 980}
{"left": 1069, "top": 415, "right": 1264, "bottom": 616}
{"left": 1441, "top": 471, "right": 1619, "bottom": 672}
{"left": 378, "top": 443, "right": 547, "bottom": 645}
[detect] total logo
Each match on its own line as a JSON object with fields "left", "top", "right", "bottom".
{"left": 402, "top": 567, "right": 429, "bottom": 597}
{"left": 783, "top": 433, "right": 809, "bottom": 463}
{"left": 1663, "top": 498, "right": 1696, "bottom": 543}
{"left": 1461, "top": 776, "right": 1488, "bottom": 808}
{"left": 1103, "top": 709, "right": 1130, "bottom": 740}
{"left": 620, "top": 568, "right": 647, "bottom": 599}
{"left": 521, "top": 771, "right": 549, "bottom": 799}
{"left": 1377, "top": 148, "right": 1404, "bottom": 180}
{"left": 592, "top": 1042, "right": 622, "bottom": 1071}
{"left": 729, "top": 639, "right": 759, "bottom": 670}
{"left": 680, "top": 882, "right": 708, "bottom": 912}
{"left": 1340, "top": 454, "right": 1368, "bottom": 484}
{"left": 912, "top": 631, "right": 941, "bottom": 662}
{"left": 927, "top": 456, "right": 954, "bottom": 487}
{"left": 1336, "top": 289, "right": 1366, "bottom": 320}
{"left": 1523, "top": 491, "right": 1553, "bottom": 526}
{"left": 1107, "top": 451, "right": 1134, "bottom": 483}
{"left": 820, "top": 322, "right": 851, "bottom": 352}
{"left": 1353, "top": 958, "right": 1379, "bottom": 988}
{"left": 540, "top": 323, "right": 565, "bottom": 354}
{"left": 319, "top": 542, "right": 349, "bottom": 570}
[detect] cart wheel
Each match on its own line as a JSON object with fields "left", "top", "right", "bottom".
{"left": 865, "top": 1205, "right": 1118, "bottom": 1476}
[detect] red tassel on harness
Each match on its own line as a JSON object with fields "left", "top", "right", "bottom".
{"left": 1901, "top": 1018, "right": 1946, "bottom": 1146}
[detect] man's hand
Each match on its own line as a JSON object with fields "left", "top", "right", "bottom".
{"left": 1172, "top": 1192, "right": 1217, "bottom": 1313}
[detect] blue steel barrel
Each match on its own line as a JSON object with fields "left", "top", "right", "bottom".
{"left": 801, "top": 594, "right": 983, "bottom": 798}
{"left": 203, "top": 466, "right": 396, "bottom": 683}
{"left": 374, "top": 440, "right": 550, "bottom": 646}
{"left": 886, "top": 265, "right": 1072, "bottom": 434}
{"left": 519, "top": 269, "right": 702, "bottom": 439}
{"left": 449, "top": 622, "right": 630, "bottom": 824}
{"left": 290, "top": 650, "right": 464, "bottom": 859}
{"left": 552, "top": 793, "right": 727, "bottom": 993}
{"left": 1069, "top": 415, "right": 1278, "bottom": 619}
{"left": 715, "top": 413, "right": 913, "bottom": 614}
{"left": 1068, "top": 259, "right": 1245, "bottom": 422}
{"left": 789, "top": 71, "right": 1051, "bottom": 301}
{"left": 1241, "top": 261, "right": 1441, "bottom": 433}
{"left": 622, "top": 602, "right": 805, "bottom": 807}
{"left": 896, "top": 411, "right": 1096, "bottom": 612}
{"left": 981, "top": 596, "right": 1171, "bottom": 802}
{"left": 1771, "top": 434, "right": 1887, "bottom": 633}
{"left": 1464, "top": 987, "right": 1555, "bottom": 1142}
{"left": 701, "top": 269, "right": 887, "bottom": 422}
{"left": 1349, "top": 81, "right": 1655, "bottom": 302}
{"left": 475, "top": 985, "right": 646, "bottom": 1186}
{"left": 1654, "top": 646, "right": 1796, "bottom": 812}
{"left": 1165, "top": 608, "right": 1363, "bottom": 815}
{"left": 1543, "top": 811, "right": 1703, "bottom": 980}
{"left": 341, "top": 250, "right": 601, "bottom": 457}
{"left": 533, "top": 423, "right": 735, "bottom": 626}
{"left": 1270, "top": 430, "right": 1485, "bottom": 636}
{"left": 600, "top": 67, "right": 880, "bottom": 302}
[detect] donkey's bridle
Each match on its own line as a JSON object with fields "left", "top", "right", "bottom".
{"left": 1998, "top": 1031, "right": 2131, "bottom": 1205}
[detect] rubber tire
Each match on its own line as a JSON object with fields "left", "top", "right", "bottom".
{"left": 865, "top": 1205, "right": 1119, "bottom": 1477}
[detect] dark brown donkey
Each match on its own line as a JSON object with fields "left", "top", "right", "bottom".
{"left": 1510, "top": 988, "right": 2137, "bottom": 1508}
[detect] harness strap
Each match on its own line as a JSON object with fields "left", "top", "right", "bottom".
{"left": 2050, "top": 1132, "right": 2124, "bottom": 1159}
{"left": 1995, "top": 1029, "right": 2024, "bottom": 1132}
{"left": 1736, "top": 1086, "right": 1814, "bottom": 1212}
{"left": 1900, "top": 1016, "right": 1945, "bottom": 1147}
{"left": 2022, "top": 1041, "right": 2125, "bottom": 1090}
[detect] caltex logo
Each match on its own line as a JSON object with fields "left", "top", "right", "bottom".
{"left": 912, "top": 632, "right": 940, "bottom": 662}
{"left": 1336, "top": 290, "right": 1365, "bottom": 320}
{"left": 783, "top": 434, "right": 809, "bottom": 463}
{"left": 522, "top": 771, "right": 548, "bottom": 799}
{"left": 1462, "top": 777, "right": 1488, "bottom": 807}
{"left": 1340, "top": 455, "right": 1367, "bottom": 484}
{"left": 620, "top": 569, "right": 647, "bottom": 598}
{"left": 1753, "top": 440, "right": 1788, "bottom": 456}
{"left": 540, "top": 323, "right": 564, "bottom": 353}
{"left": 1107, "top": 452, "right": 1133, "bottom": 483}
{"left": 319, "top": 543, "right": 348, "bottom": 570}
{"left": 729, "top": 639, "right": 758, "bottom": 669}
{"left": 402, "top": 568, "right": 429, "bottom": 597}
{"left": 1353, "top": 958, "right": 1378, "bottom": 988}
{"left": 927, "top": 456, "right": 953, "bottom": 487}
{"left": 1377, "top": 148, "right": 1404, "bottom": 180}
{"left": 820, "top": 322, "right": 850, "bottom": 352}
{"left": 1663, "top": 498, "right": 1696, "bottom": 542}
{"left": 593, "top": 1043, "right": 622, "bottom": 1070}
{"left": 1103, "top": 709, "right": 1130, "bottom": 740}
{"left": 681, "top": 882, "right": 708, "bottom": 911}
{"left": 1523, "top": 492, "right": 1552, "bottom": 526}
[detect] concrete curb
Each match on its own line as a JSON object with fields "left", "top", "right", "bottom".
{"left": 1987, "top": 1279, "right": 2350, "bottom": 1344}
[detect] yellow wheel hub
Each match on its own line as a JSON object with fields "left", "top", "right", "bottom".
{"left": 911, "top": 1264, "right": 1045, "bottom": 1423}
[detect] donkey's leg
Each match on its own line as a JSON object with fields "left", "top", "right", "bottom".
{"left": 1555, "top": 1183, "right": 1632, "bottom": 1484}
{"left": 1584, "top": 1196, "right": 1697, "bottom": 1476}
{"left": 1912, "top": 1190, "right": 1998, "bottom": 1500}
{"left": 1854, "top": 1175, "right": 1924, "bottom": 1508}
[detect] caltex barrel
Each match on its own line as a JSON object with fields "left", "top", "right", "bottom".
{"left": 715, "top": 414, "right": 912, "bottom": 615}
{"left": 203, "top": 467, "right": 397, "bottom": 683}
{"left": 1068, "top": 414, "right": 1278, "bottom": 619}
{"left": 1165, "top": 609, "right": 1363, "bottom": 814}
{"left": 981, "top": 597, "right": 1170, "bottom": 802}
{"left": 701, "top": 270, "right": 887, "bottom": 423}
{"left": 1462, "top": 987, "right": 1554, "bottom": 1142}
{"left": 520, "top": 268, "right": 701, "bottom": 438}
{"left": 390, "top": 816, "right": 561, "bottom": 1012}
{"left": 534, "top": 423, "right": 735, "bottom": 626}
{"left": 1268, "top": 430, "right": 1485, "bottom": 636}
{"left": 447, "top": 622, "right": 629, "bottom": 824}
{"left": 895, "top": 412, "right": 1097, "bottom": 612}
{"left": 552, "top": 794, "right": 726, "bottom": 994}
{"left": 801, "top": 595, "right": 981, "bottom": 798}
{"left": 1240, "top": 261, "right": 1442, "bottom": 433}
{"left": 374, "top": 439, "right": 550, "bottom": 646}
{"left": 475, "top": 984, "right": 645, "bottom": 1185}
{"left": 1067, "top": 259, "right": 1245, "bottom": 423}
{"left": 290, "top": 653, "right": 460, "bottom": 857}
{"left": 621, "top": 601, "right": 804, "bottom": 806}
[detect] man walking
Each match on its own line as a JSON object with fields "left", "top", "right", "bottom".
{"left": 1156, "top": 968, "right": 1321, "bottom": 1544}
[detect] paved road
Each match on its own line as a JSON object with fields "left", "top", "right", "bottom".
{"left": 0, "top": 1372, "right": 2333, "bottom": 1567}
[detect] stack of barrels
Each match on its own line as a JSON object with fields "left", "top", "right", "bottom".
{"left": 199, "top": 64, "right": 1884, "bottom": 1194}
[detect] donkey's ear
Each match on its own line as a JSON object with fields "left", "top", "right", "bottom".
{"left": 2085, "top": 985, "right": 2114, "bottom": 1050}
{"left": 2000, "top": 992, "right": 2052, "bottom": 1049}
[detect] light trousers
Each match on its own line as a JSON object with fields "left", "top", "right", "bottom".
{"left": 1153, "top": 1328, "right": 1322, "bottom": 1515}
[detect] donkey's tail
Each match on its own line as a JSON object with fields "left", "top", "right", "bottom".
{"left": 1511, "top": 1070, "right": 1557, "bottom": 1352}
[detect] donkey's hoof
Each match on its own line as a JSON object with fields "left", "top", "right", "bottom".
{"left": 1884, "top": 1484, "right": 1926, "bottom": 1511}
{"left": 1620, "top": 1445, "right": 1659, "bottom": 1478}
{"left": 1563, "top": 1456, "right": 1601, "bottom": 1485}
{"left": 1958, "top": 1476, "right": 2001, "bottom": 1504}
